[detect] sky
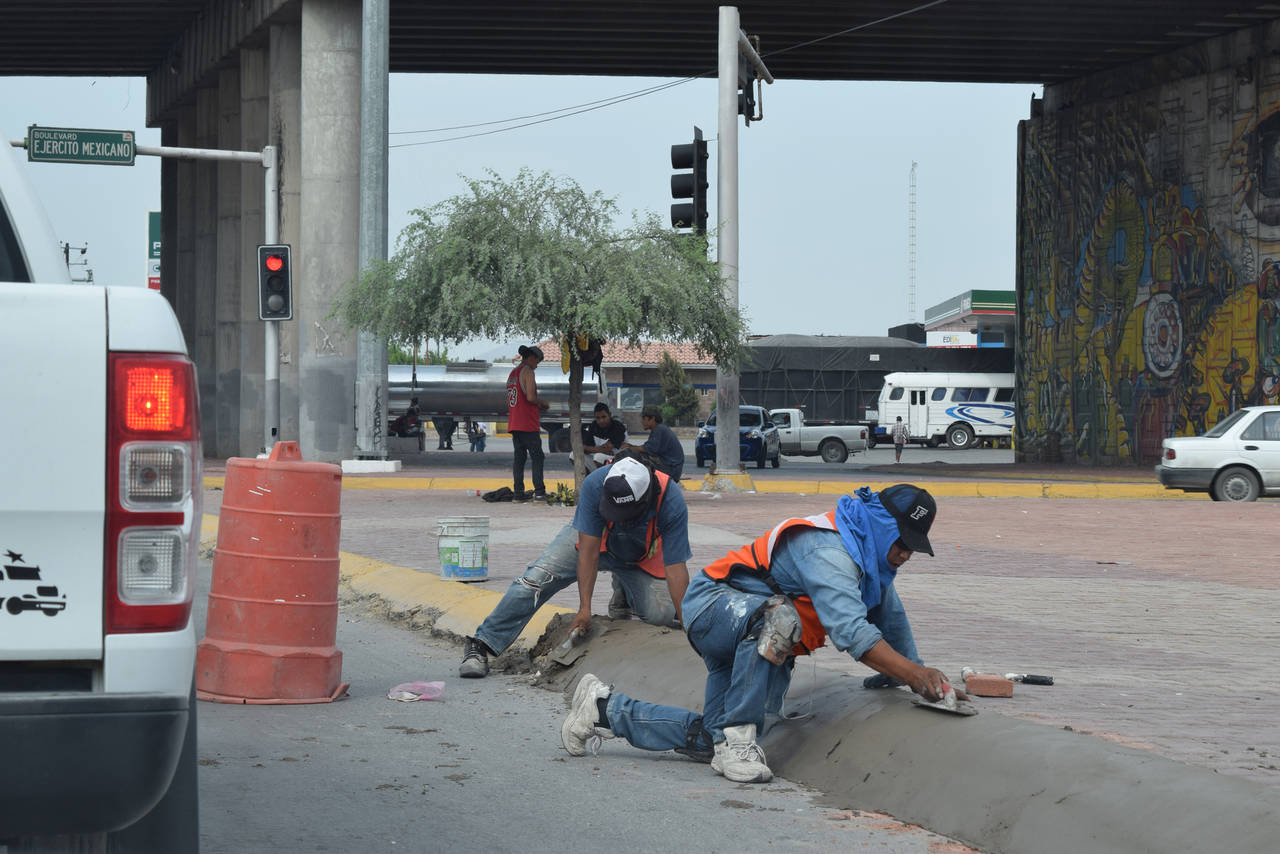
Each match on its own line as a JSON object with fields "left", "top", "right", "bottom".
{"left": 1, "top": 72, "right": 1039, "bottom": 360}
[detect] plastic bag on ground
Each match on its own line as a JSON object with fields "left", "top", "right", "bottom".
{"left": 388, "top": 681, "right": 446, "bottom": 701}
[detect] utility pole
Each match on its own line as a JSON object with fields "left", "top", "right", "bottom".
{"left": 710, "top": 5, "right": 773, "bottom": 487}
{"left": 908, "top": 161, "right": 918, "bottom": 323}
{"left": 352, "top": 0, "right": 393, "bottom": 467}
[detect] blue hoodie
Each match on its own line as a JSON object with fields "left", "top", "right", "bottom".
{"left": 834, "top": 487, "right": 902, "bottom": 610}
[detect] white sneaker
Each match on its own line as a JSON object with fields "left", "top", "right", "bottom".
{"left": 561, "top": 673, "right": 615, "bottom": 757}
{"left": 710, "top": 724, "right": 772, "bottom": 783}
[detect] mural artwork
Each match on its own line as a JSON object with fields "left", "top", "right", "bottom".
{"left": 1018, "top": 42, "right": 1280, "bottom": 465}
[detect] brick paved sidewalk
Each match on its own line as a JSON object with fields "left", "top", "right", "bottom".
{"left": 202, "top": 481, "right": 1280, "bottom": 787}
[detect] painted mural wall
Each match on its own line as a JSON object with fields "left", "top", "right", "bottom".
{"left": 1016, "top": 22, "right": 1280, "bottom": 465}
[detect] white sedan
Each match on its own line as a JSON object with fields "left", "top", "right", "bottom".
{"left": 1155, "top": 405, "right": 1280, "bottom": 501}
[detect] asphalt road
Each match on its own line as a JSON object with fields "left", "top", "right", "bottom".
{"left": 193, "top": 556, "right": 975, "bottom": 853}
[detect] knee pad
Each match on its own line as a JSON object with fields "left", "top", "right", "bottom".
{"left": 754, "top": 595, "right": 801, "bottom": 666}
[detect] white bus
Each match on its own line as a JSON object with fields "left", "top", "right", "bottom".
{"left": 870, "top": 371, "right": 1015, "bottom": 450}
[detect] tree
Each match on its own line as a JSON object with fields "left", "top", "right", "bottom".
{"left": 658, "top": 350, "right": 700, "bottom": 425}
{"left": 332, "top": 168, "right": 749, "bottom": 486}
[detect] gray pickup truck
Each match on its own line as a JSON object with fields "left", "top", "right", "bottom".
{"left": 769, "top": 407, "right": 869, "bottom": 464}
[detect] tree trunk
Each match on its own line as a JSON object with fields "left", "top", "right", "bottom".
{"left": 568, "top": 345, "right": 587, "bottom": 490}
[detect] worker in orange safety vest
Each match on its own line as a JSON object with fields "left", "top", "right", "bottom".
{"left": 559, "top": 484, "right": 965, "bottom": 784}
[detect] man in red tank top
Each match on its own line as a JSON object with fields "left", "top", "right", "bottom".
{"left": 506, "top": 345, "right": 550, "bottom": 500}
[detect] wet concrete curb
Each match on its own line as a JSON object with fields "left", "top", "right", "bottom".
{"left": 537, "top": 621, "right": 1279, "bottom": 854}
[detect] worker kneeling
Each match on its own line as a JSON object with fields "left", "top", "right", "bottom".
{"left": 561, "top": 484, "right": 963, "bottom": 784}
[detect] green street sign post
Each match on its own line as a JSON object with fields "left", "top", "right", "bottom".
{"left": 26, "top": 125, "right": 135, "bottom": 166}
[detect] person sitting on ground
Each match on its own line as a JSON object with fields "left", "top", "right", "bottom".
{"left": 558, "top": 483, "right": 964, "bottom": 785}
{"left": 390, "top": 397, "right": 421, "bottom": 437}
{"left": 580, "top": 402, "right": 628, "bottom": 472}
{"left": 621, "top": 404, "right": 685, "bottom": 482}
{"left": 458, "top": 457, "right": 690, "bottom": 679}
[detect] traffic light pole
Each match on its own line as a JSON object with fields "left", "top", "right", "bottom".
{"left": 713, "top": 5, "right": 743, "bottom": 478}
{"left": 11, "top": 136, "right": 282, "bottom": 452}
{"left": 131, "top": 142, "right": 283, "bottom": 453}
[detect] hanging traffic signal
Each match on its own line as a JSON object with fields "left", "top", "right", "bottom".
{"left": 257, "top": 244, "right": 292, "bottom": 321}
{"left": 670, "top": 126, "right": 708, "bottom": 235}
{"left": 738, "top": 55, "right": 757, "bottom": 125}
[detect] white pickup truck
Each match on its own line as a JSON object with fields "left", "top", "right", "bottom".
{"left": 769, "top": 407, "right": 869, "bottom": 464}
{"left": 0, "top": 136, "right": 202, "bottom": 849}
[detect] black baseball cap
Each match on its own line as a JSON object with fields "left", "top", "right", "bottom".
{"left": 599, "top": 457, "right": 653, "bottom": 523}
{"left": 878, "top": 484, "right": 936, "bottom": 556}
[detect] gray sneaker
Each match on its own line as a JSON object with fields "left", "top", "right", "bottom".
{"left": 561, "top": 673, "right": 615, "bottom": 756}
{"left": 711, "top": 724, "right": 772, "bottom": 783}
{"left": 459, "top": 636, "right": 490, "bottom": 678}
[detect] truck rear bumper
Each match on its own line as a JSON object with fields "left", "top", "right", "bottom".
{"left": 0, "top": 692, "right": 188, "bottom": 835}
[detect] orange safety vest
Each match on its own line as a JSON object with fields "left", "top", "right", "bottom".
{"left": 597, "top": 469, "right": 672, "bottom": 578}
{"left": 701, "top": 510, "right": 838, "bottom": 656}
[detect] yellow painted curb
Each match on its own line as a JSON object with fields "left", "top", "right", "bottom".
{"left": 698, "top": 473, "right": 758, "bottom": 493}
{"left": 198, "top": 513, "right": 565, "bottom": 652}
{"left": 203, "top": 473, "right": 1200, "bottom": 500}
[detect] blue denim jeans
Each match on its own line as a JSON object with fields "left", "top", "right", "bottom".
{"left": 605, "top": 580, "right": 791, "bottom": 752}
{"left": 473, "top": 524, "right": 678, "bottom": 655}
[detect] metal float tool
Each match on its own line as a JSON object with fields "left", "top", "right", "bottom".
{"left": 549, "top": 626, "right": 588, "bottom": 666}
{"left": 912, "top": 686, "right": 978, "bottom": 717}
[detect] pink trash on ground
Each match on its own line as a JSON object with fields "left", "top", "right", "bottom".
{"left": 387, "top": 681, "right": 446, "bottom": 701}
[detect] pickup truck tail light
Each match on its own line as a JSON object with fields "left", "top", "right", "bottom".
{"left": 1164, "top": 448, "right": 1176, "bottom": 460}
{"left": 105, "top": 354, "right": 202, "bottom": 633}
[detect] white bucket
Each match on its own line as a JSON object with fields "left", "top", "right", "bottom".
{"left": 437, "top": 516, "right": 489, "bottom": 582}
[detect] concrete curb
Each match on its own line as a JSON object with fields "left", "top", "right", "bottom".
{"left": 537, "top": 621, "right": 1279, "bottom": 854}
{"left": 203, "top": 474, "right": 1197, "bottom": 501}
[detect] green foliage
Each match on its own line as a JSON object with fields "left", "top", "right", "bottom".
{"left": 658, "top": 350, "right": 700, "bottom": 425}
{"left": 548, "top": 482, "right": 577, "bottom": 507}
{"left": 387, "top": 341, "right": 450, "bottom": 365}
{"left": 660, "top": 403, "right": 678, "bottom": 425}
{"left": 387, "top": 342, "right": 417, "bottom": 364}
{"left": 331, "top": 168, "right": 749, "bottom": 369}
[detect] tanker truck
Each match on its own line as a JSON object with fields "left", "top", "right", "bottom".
{"left": 387, "top": 360, "right": 605, "bottom": 453}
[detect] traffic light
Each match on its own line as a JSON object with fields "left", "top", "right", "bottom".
{"left": 738, "top": 55, "right": 757, "bottom": 125}
{"left": 257, "top": 244, "right": 292, "bottom": 321}
{"left": 670, "top": 126, "right": 708, "bottom": 235}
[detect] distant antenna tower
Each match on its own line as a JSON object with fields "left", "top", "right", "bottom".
{"left": 907, "top": 161, "right": 918, "bottom": 323}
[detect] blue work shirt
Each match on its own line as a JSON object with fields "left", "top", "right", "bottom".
{"left": 573, "top": 462, "right": 692, "bottom": 566}
{"left": 683, "top": 526, "right": 920, "bottom": 662}
{"left": 643, "top": 422, "right": 685, "bottom": 481}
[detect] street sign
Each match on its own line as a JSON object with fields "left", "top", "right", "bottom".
{"left": 26, "top": 125, "right": 135, "bottom": 166}
{"left": 147, "top": 211, "right": 161, "bottom": 290}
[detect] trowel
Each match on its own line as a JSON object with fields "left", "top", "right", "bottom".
{"left": 912, "top": 686, "right": 978, "bottom": 717}
{"left": 549, "top": 626, "right": 589, "bottom": 667}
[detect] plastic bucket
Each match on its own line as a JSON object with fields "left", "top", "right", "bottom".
{"left": 437, "top": 516, "right": 490, "bottom": 582}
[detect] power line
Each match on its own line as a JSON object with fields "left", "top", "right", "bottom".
{"left": 389, "top": 77, "right": 701, "bottom": 149}
{"left": 390, "top": 0, "right": 950, "bottom": 149}
{"left": 390, "top": 78, "right": 705, "bottom": 135}
{"left": 760, "top": 0, "right": 949, "bottom": 61}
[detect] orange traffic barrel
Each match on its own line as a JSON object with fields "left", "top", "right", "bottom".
{"left": 197, "top": 441, "right": 350, "bottom": 704}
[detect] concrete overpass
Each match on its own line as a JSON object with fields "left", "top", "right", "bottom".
{"left": 1, "top": 1, "right": 1277, "bottom": 463}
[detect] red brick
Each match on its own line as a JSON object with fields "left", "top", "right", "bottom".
{"left": 964, "top": 673, "right": 1014, "bottom": 697}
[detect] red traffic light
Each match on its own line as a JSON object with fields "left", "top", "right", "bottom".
{"left": 265, "top": 254, "right": 284, "bottom": 272}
